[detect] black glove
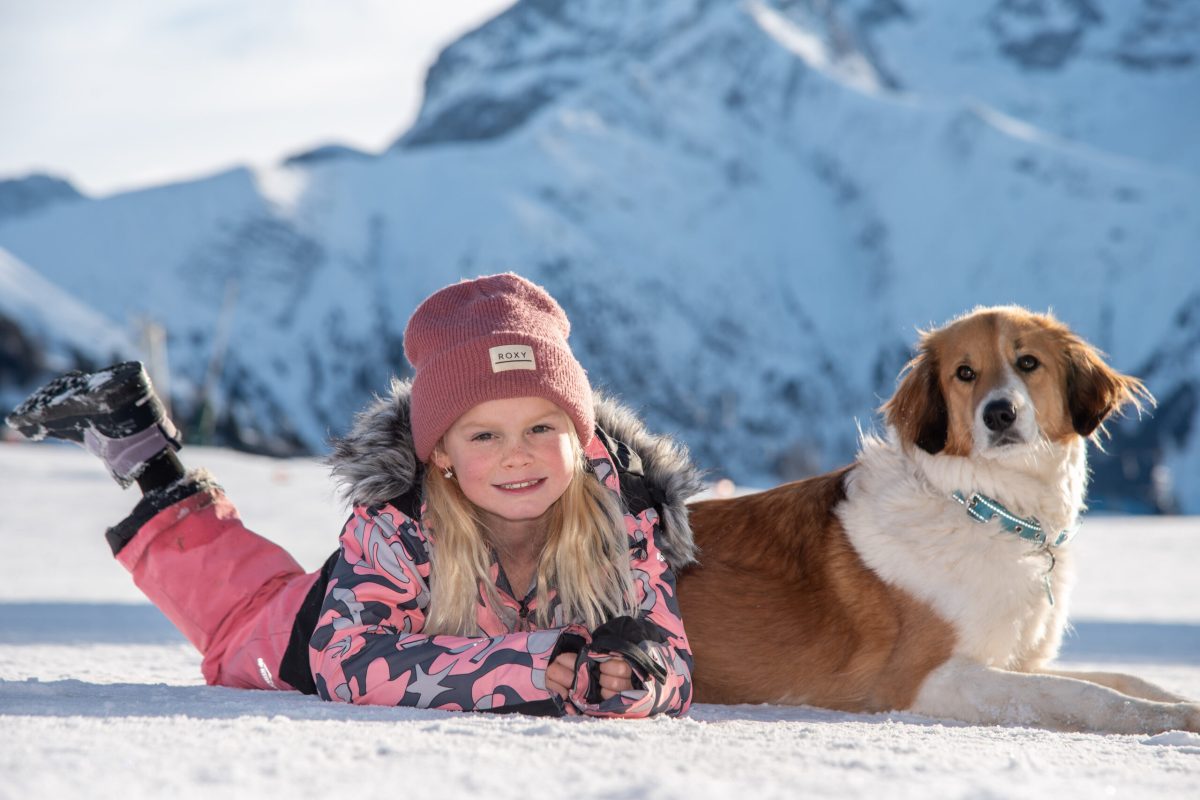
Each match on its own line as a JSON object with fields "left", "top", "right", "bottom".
{"left": 582, "top": 615, "right": 669, "bottom": 703}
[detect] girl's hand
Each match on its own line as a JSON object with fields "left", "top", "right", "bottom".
{"left": 596, "top": 656, "right": 633, "bottom": 699}
{"left": 545, "top": 652, "right": 635, "bottom": 700}
{"left": 545, "top": 652, "right": 576, "bottom": 698}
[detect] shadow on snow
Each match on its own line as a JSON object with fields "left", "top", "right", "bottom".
{"left": 2, "top": 604, "right": 1197, "bottom": 664}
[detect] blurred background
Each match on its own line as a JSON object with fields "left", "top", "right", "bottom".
{"left": 1, "top": 0, "right": 1197, "bottom": 513}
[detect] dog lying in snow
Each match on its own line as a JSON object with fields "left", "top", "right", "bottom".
{"left": 678, "top": 306, "right": 1199, "bottom": 734}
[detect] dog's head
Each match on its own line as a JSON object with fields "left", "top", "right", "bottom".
{"left": 883, "top": 306, "right": 1151, "bottom": 457}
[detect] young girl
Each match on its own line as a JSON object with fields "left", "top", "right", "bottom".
{"left": 7, "top": 273, "right": 698, "bottom": 717}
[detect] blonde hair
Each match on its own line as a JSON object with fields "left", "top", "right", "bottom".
{"left": 422, "top": 434, "right": 637, "bottom": 636}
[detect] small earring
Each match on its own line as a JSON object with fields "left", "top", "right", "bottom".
{"left": 443, "top": 466, "right": 455, "bottom": 480}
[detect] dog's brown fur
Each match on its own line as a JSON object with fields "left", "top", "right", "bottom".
{"left": 678, "top": 469, "right": 955, "bottom": 710}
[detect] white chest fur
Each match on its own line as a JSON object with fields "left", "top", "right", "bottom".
{"left": 836, "top": 434, "right": 1088, "bottom": 669}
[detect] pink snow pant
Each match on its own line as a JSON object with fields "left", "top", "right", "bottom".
{"left": 115, "top": 487, "right": 320, "bottom": 690}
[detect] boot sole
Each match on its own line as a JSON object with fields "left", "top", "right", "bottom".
{"left": 5, "top": 362, "right": 165, "bottom": 442}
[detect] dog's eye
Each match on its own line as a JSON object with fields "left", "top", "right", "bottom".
{"left": 955, "top": 365, "right": 976, "bottom": 382}
{"left": 1016, "top": 354, "right": 1040, "bottom": 372}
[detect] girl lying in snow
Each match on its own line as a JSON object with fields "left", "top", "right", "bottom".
{"left": 7, "top": 273, "right": 698, "bottom": 717}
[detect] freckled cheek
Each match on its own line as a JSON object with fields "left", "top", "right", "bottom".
{"left": 449, "top": 473, "right": 499, "bottom": 514}
{"left": 451, "top": 452, "right": 501, "bottom": 493}
{"left": 538, "top": 435, "right": 576, "bottom": 482}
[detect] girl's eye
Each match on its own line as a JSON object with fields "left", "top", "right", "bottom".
{"left": 1016, "top": 354, "right": 1040, "bottom": 372}
{"left": 955, "top": 365, "right": 976, "bottom": 382}
{"left": 530, "top": 424, "right": 554, "bottom": 434}
{"left": 471, "top": 432, "right": 495, "bottom": 442}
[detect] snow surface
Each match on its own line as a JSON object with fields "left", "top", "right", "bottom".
{"left": 1, "top": 442, "right": 1198, "bottom": 798}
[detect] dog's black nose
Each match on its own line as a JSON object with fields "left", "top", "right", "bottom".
{"left": 983, "top": 399, "right": 1017, "bottom": 432}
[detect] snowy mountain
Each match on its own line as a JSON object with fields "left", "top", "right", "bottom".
{"left": 0, "top": 247, "right": 134, "bottom": 406}
{"left": 1, "top": 0, "right": 1197, "bottom": 511}
{"left": 0, "top": 174, "right": 85, "bottom": 224}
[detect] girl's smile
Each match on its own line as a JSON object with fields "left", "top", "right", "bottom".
{"left": 494, "top": 477, "right": 547, "bottom": 492}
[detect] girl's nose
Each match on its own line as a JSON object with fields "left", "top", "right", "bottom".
{"left": 501, "top": 438, "right": 533, "bottom": 466}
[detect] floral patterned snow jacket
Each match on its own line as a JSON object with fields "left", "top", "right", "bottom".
{"left": 282, "top": 381, "right": 701, "bottom": 718}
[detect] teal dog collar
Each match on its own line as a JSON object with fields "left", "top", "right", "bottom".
{"left": 950, "top": 490, "right": 1078, "bottom": 606}
{"left": 951, "top": 490, "right": 1076, "bottom": 548}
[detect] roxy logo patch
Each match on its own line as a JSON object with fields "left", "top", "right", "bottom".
{"left": 489, "top": 344, "right": 536, "bottom": 372}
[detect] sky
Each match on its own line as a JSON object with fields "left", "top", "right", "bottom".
{"left": 0, "top": 0, "right": 514, "bottom": 197}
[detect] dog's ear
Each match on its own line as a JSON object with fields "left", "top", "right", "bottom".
{"left": 884, "top": 346, "right": 947, "bottom": 453}
{"left": 1065, "top": 338, "right": 1153, "bottom": 439}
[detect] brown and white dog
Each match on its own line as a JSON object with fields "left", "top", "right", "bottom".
{"left": 678, "top": 306, "right": 1200, "bottom": 734}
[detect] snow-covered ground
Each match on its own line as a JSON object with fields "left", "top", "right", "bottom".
{"left": 1, "top": 442, "right": 1197, "bottom": 798}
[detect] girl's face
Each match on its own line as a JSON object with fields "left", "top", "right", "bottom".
{"left": 432, "top": 396, "right": 576, "bottom": 531}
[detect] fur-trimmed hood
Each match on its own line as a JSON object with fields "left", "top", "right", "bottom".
{"left": 326, "top": 379, "right": 702, "bottom": 570}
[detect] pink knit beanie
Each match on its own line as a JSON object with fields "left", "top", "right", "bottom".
{"left": 404, "top": 273, "right": 595, "bottom": 461}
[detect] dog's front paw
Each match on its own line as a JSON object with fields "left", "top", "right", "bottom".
{"left": 1185, "top": 702, "right": 1200, "bottom": 733}
{"left": 1156, "top": 701, "right": 1200, "bottom": 734}
{"left": 1114, "top": 700, "right": 1200, "bottom": 735}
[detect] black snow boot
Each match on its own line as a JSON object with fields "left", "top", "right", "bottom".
{"left": 6, "top": 361, "right": 182, "bottom": 488}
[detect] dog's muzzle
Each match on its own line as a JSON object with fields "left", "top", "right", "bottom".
{"left": 983, "top": 399, "right": 1017, "bottom": 433}
{"left": 982, "top": 398, "right": 1027, "bottom": 447}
